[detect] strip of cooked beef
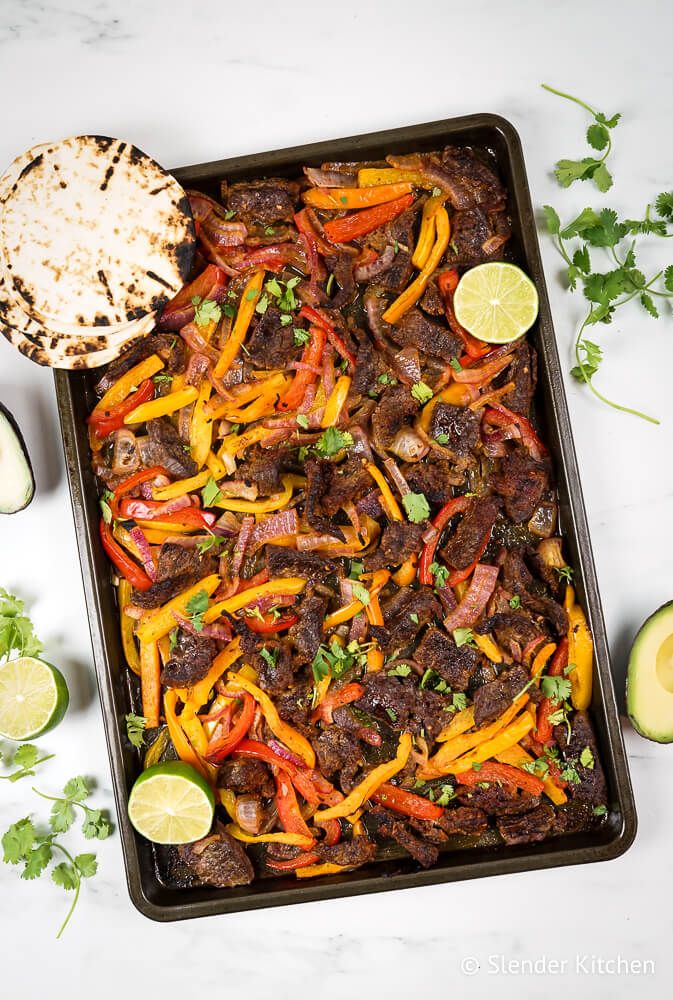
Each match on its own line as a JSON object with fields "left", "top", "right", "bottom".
{"left": 131, "top": 541, "right": 214, "bottom": 607}
{"left": 160, "top": 632, "right": 217, "bottom": 688}
{"left": 238, "top": 444, "right": 284, "bottom": 496}
{"left": 500, "top": 549, "right": 568, "bottom": 636}
{"left": 440, "top": 146, "right": 506, "bottom": 210}
{"left": 275, "top": 683, "right": 312, "bottom": 735}
{"left": 226, "top": 178, "right": 299, "bottom": 226}
{"left": 442, "top": 206, "right": 510, "bottom": 268}
{"left": 419, "top": 279, "right": 445, "bottom": 316}
{"left": 352, "top": 330, "right": 383, "bottom": 396}
{"left": 252, "top": 639, "right": 294, "bottom": 695}
{"left": 374, "top": 200, "right": 420, "bottom": 293}
{"left": 371, "top": 385, "right": 419, "bottom": 450}
{"left": 387, "top": 308, "right": 462, "bottom": 362}
{"left": 372, "top": 586, "right": 441, "bottom": 653}
{"left": 554, "top": 711, "right": 607, "bottom": 807}
{"left": 456, "top": 783, "right": 541, "bottom": 816}
{"left": 370, "top": 806, "right": 438, "bottom": 867}
{"left": 317, "top": 834, "right": 377, "bottom": 868}
{"left": 289, "top": 589, "right": 327, "bottom": 664}
{"left": 476, "top": 611, "right": 544, "bottom": 658}
{"left": 490, "top": 448, "right": 548, "bottom": 523}
{"left": 245, "top": 306, "right": 297, "bottom": 369}
{"left": 218, "top": 758, "right": 274, "bottom": 798}
{"left": 94, "top": 333, "right": 186, "bottom": 395}
{"left": 504, "top": 342, "right": 537, "bottom": 416}
{"left": 471, "top": 663, "right": 529, "bottom": 727}
{"left": 413, "top": 688, "right": 453, "bottom": 741}
{"left": 313, "top": 726, "right": 361, "bottom": 781}
{"left": 266, "top": 545, "right": 337, "bottom": 582}
{"left": 440, "top": 496, "right": 501, "bottom": 569}
{"left": 304, "top": 458, "right": 345, "bottom": 541}
{"left": 364, "top": 521, "right": 424, "bottom": 570}
{"left": 414, "top": 627, "right": 477, "bottom": 691}
{"left": 355, "top": 674, "right": 417, "bottom": 730}
{"left": 401, "top": 454, "right": 462, "bottom": 504}
{"left": 324, "top": 252, "right": 357, "bottom": 308}
{"left": 437, "top": 805, "right": 489, "bottom": 836}
{"left": 429, "top": 403, "right": 480, "bottom": 461}
{"left": 141, "top": 417, "right": 198, "bottom": 479}
{"left": 496, "top": 803, "right": 555, "bottom": 845}
{"left": 178, "top": 826, "right": 254, "bottom": 887}
{"left": 321, "top": 454, "right": 374, "bottom": 515}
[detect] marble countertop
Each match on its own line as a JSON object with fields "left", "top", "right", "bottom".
{"left": 1, "top": 1, "right": 672, "bottom": 996}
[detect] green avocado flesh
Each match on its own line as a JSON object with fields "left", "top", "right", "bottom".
{"left": 627, "top": 601, "right": 673, "bottom": 743}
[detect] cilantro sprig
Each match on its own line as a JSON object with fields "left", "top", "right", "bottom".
{"left": 541, "top": 84, "right": 620, "bottom": 191}
{"left": 0, "top": 588, "right": 42, "bottom": 663}
{"left": 32, "top": 776, "right": 111, "bottom": 841}
{"left": 0, "top": 743, "right": 54, "bottom": 783}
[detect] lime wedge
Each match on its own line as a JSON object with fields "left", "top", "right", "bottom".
{"left": 0, "top": 656, "right": 69, "bottom": 740}
{"left": 453, "top": 262, "right": 539, "bottom": 344}
{"left": 128, "top": 761, "right": 215, "bottom": 844}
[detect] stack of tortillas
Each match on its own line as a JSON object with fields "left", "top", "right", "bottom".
{"left": 0, "top": 136, "right": 194, "bottom": 368}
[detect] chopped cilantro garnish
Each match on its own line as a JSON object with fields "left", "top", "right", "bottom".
{"left": 402, "top": 492, "right": 430, "bottom": 523}
{"left": 411, "top": 381, "right": 433, "bottom": 405}
{"left": 192, "top": 296, "right": 222, "bottom": 327}
{"left": 293, "top": 327, "right": 310, "bottom": 346}
{"left": 202, "top": 477, "right": 223, "bottom": 507}
{"left": 315, "top": 427, "right": 353, "bottom": 457}
{"left": 453, "top": 627, "right": 477, "bottom": 648}
{"left": 296, "top": 414, "right": 309, "bottom": 430}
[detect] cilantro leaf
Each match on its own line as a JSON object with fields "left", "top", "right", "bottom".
{"left": 296, "top": 414, "right": 309, "bottom": 430}
{"left": 293, "top": 328, "right": 310, "bottom": 346}
{"left": 75, "top": 853, "right": 98, "bottom": 879}
{"left": 192, "top": 296, "right": 222, "bottom": 328}
{"left": 592, "top": 804, "right": 608, "bottom": 816}
{"left": 655, "top": 192, "right": 673, "bottom": 220}
{"left": 82, "top": 809, "right": 111, "bottom": 841}
{"left": 592, "top": 163, "right": 613, "bottom": 193}
{"left": 540, "top": 674, "right": 572, "bottom": 703}
{"left": 586, "top": 123, "right": 609, "bottom": 151}
{"left": 554, "top": 158, "right": 600, "bottom": 188}
{"left": 570, "top": 339, "right": 603, "bottom": 382}
{"left": 387, "top": 663, "right": 411, "bottom": 678}
{"left": 509, "top": 595, "right": 521, "bottom": 609}
{"left": 315, "top": 428, "right": 353, "bottom": 457}
{"left": 429, "top": 562, "right": 449, "bottom": 589}
{"left": 640, "top": 293, "right": 659, "bottom": 319}
{"left": 50, "top": 799, "right": 76, "bottom": 834}
{"left": 580, "top": 746, "right": 595, "bottom": 769}
{"left": 435, "top": 784, "right": 456, "bottom": 806}
{"left": 402, "top": 492, "right": 430, "bottom": 523}
{"left": 2, "top": 817, "right": 36, "bottom": 863}
{"left": 63, "top": 776, "right": 90, "bottom": 802}
{"left": 196, "top": 535, "right": 226, "bottom": 555}
{"left": 13, "top": 745, "right": 40, "bottom": 770}
{"left": 453, "top": 627, "right": 477, "bottom": 648}
{"left": 452, "top": 692, "right": 468, "bottom": 712}
{"left": 0, "top": 588, "right": 43, "bottom": 662}
{"left": 202, "top": 477, "right": 223, "bottom": 507}
{"left": 351, "top": 582, "right": 371, "bottom": 606}
{"left": 664, "top": 266, "right": 673, "bottom": 293}
{"left": 51, "top": 862, "right": 79, "bottom": 891}
{"left": 185, "top": 589, "right": 209, "bottom": 632}
{"left": 125, "top": 713, "right": 146, "bottom": 749}
{"left": 542, "top": 205, "right": 560, "bottom": 235}
{"left": 22, "top": 842, "right": 53, "bottom": 880}
{"left": 411, "top": 381, "right": 433, "bottom": 405}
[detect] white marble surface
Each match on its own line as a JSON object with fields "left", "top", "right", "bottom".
{"left": 1, "top": 0, "right": 672, "bottom": 996}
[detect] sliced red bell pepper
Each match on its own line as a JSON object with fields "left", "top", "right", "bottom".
{"left": 485, "top": 403, "right": 548, "bottom": 461}
{"left": 418, "top": 496, "right": 471, "bottom": 585}
{"left": 110, "top": 465, "right": 172, "bottom": 518}
{"left": 205, "top": 691, "right": 255, "bottom": 763}
{"left": 294, "top": 208, "right": 337, "bottom": 257}
{"left": 99, "top": 517, "right": 153, "bottom": 592}
{"left": 298, "top": 305, "right": 357, "bottom": 369}
{"left": 277, "top": 325, "right": 327, "bottom": 412}
{"left": 536, "top": 637, "right": 569, "bottom": 744}
{"left": 274, "top": 771, "right": 315, "bottom": 842}
{"left": 322, "top": 193, "right": 415, "bottom": 244}
{"left": 157, "top": 263, "right": 227, "bottom": 331}
{"left": 266, "top": 851, "right": 322, "bottom": 871}
{"left": 245, "top": 612, "right": 299, "bottom": 634}
{"left": 321, "top": 818, "right": 342, "bottom": 846}
{"left": 437, "top": 269, "right": 491, "bottom": 361}
{"left": 455, "top": 762, "right": 545, "bottom": 796}
{"left": 310, "top": 682, "right": 365, "bottom": 725}
{"left": 87, "top": 378, "right": 155, "bottom": 439}
{"left": 371, "top": 782, "right": 445, "bottom": 821}
{"left": 236, "top": 243, "right": 309, "bottom": 274}
{"left": 118, "top": 498, "right": 216, "bottom": 529}
{"left": 235, "top": 739, "right": 339, "bottom": 806}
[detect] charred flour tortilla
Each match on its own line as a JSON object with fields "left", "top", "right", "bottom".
{"left": 0, "top": 136, "right": 194, "bottom": 329}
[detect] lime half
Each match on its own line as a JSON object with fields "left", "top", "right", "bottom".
{"left": 128, "top": 761, "right": 215, "bottom": 844}
{"left": 453, "top": 262, "right": 539, "bottom": 344}
{"left": 0, "top": 656, "right": 69, "bottom": 740}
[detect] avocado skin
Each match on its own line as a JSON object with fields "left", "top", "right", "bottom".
{"left": 0, "top": 401, "right": 35, "bottom": 514}
{"left": 627, "top": 600, "right": 673, "bottom": 744}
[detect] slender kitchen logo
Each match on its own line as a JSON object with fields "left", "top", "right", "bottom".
{"left": 460, "top": 955, "right": 656, "bottom": 977}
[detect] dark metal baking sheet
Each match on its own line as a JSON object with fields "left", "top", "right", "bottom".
{"left": 54, "top": 113, "right": 637, "bottom": 922}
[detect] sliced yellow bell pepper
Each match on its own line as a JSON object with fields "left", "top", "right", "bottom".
{"left": 446, "top": 713, "right": 535, "bottom": 776}
{"left": 152, "top": 469, "right": 211, "bottom": 501}
{"left": 314, "top": 733, "right": 412, "bottom": 823}
{"left": 382, "top": 206, "right": 451, "bottom": 324}
{"left": 364, "top": 462, "right": 403, "bottom": 521}
{"left": 304, "top": 182, "right": 413, "bottom": 210}
{"left": 178, "top": 700, "right": 209, "bottom": 756}
{"left": 124, "top": 385, "right": 198, "bottom": 425}
{"left": 495, "top": 745, "right": 568, "bottom": 806}
{"left": 218, "top": 423, "right": 273, "bottom": 457}
{"left": 205, "top": 449, "right": 227, "bottom": 481}
{"left": 135, "top": 574, "right": 220, "bottom": 644}
{"left": 134, "top": 521, "right": 195, "bottom": 537}
{"left": 473, "top": 633, "right": 504, "bottom": 664}
{"left": 225, "top": 824, "right": 315, "bottom": 849}
{"left": 323, "top": 569, "right": 390, "bottom": 631}
{"left": 112, "top": 521, "right": 144, "bottom": 562}
{"left": 163, "top": 689, "right": 211, "bottom": 782}
{"left": 419, "top": 696, "right": 528, "bottom": 778}
{"left": 189, "top": 379, "right": 213, "bottom": 469}
{"left": 227, "top": 672, "right": 316, "bottom": 768}
{"left": 565, "top": 584, "right": 593, "bottom": 710}
{"left": 295, "top": 862, "right": 347, "bottom": 879}
{"left": 357, "top": 167, "right": 429, "bottom": 188}
{"left": 213, "top": 474, "right": 295, "bottom": 514}
{"left": 92, "top": 354, "right": 164, "bottom": 416}
{"left": 392, "top": 553, "right": 417, "bottom": 587}
{"left": 312, "top": 672, "right": 332, "bottom": 709}
{"left": 204, "top": 577, "right": 307, "bottom": 623}
{"left": 140, "top": 638, "right": 161, "bottom": 728}
{"left": 218, "top": 788, "right": 238, "bottom": 821}
{"left": 213, "top": 269, "right": 264, "bottom": 378}
{"left": 436, "top": 705, "right": 476, "bottom": 742}
{"left": 321, "top": 376, "right": 352, "bottom": 428}
{"left": 118, "top": 578, "right": 140, "bottom": 676}
{"left": 178, "top": 637, "right": 242, "bottom": 710}
{"left": 412, "top": 195, "right": 445, "bottom": 269}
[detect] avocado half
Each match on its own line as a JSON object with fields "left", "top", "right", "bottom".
{"left": 0, "top": 402, "right": 35, "bottom": 514}
{"left": 627, "top": 601, "right": 673, "bottom": 743}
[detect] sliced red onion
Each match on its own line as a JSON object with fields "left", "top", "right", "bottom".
{"left": 179, "top": 322, "right": 221, "bottom": 363}
{"left": 393, "top": 346, "right": 422, "bottom": 385}
{"left": 242, "top": 593, "right": 297, "bottom": 614}
{"left": 348, "top": 611, "right": 368, "bottom": 644}
{"left": 356, "top": 727, "right": 382, "bottom": 747}
{"left": 201, "top": 217, "right": 248, "bottom": 248}
{"left": 234, "top": 795, "right": 266, "bottom": 835}
{"left": 354, "top": 244, "right": 395, "bottom": 282}
{"left": 267, "top": 739, "right": 307, "bottom": 768}
{"left": 129, "top": 526, "right": 157, "bottom": 581}
{"left": 322, "top": 345, "right": 336, "bottom": 399}
{"left": 185, "top": 351, "right": 211, "bottom": 387}
{"left": 231, "top": 515, "right": 254, "bottom": 580}
{"left": 171, "top": 610, "right": 233, "bottom": 641}
{"left": 214, "top": 510, "right": 240, "bottom": 536}
{"left": 383, "top": 457, "right": 411, "bottom": 497}
{"left": 349, "top": 425, "right": 373, "bottom": 462}
{"left": 248, "top": 509, "right": 299, "bottom": 554}
{"left": 288, "top": 361, "right": 323, "bottom": 376}
{"left": 339, "top": 578, "right": 355, "bottom": 603}
{"left": 389, "top": 429, "right": 428, "bottom": 464}
{"left": 151, "top": 494, "right": 192, "bottom": 518}
{"left": 304, "top": 166, "right": 357, "bottom": 188}
{"left": 443, "top": 564, "right": 500, "bottom": 630}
